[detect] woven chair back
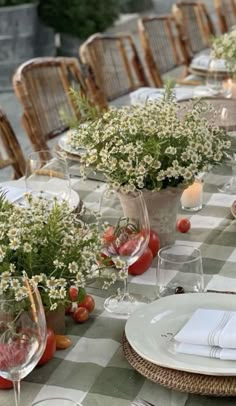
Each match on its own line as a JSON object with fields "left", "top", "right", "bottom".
{"left": 0, "top": 109, "right": 26, "bottom": 179}
{"left": 173, "top": 2, "right": 215, "bottom": 55}
{"left": 214, "top": 0, "right": 236, "bottom": 33}
{"left": 80, "top": 33, "right": 149, "bottom": 103}
{"left": 13, "top": 57, "right": 86, "bottom": 161}
{"left": 138, "top": 15, "right": 190, "bottom": 87}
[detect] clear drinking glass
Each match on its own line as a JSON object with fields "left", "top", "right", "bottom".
{"left": 206, "top": 57, "right": 232, "bottom": 98}
{"left": 100, "top": 189, "right": 150, "bottom": 316}
{"left": 0, "top": 276, "right": 47, "bottom": 406}
{"left": 32, "top": 398, "right": 82, "bottom": 406}
{"left": 218, "top": 107, "right": 236, "bottom": 194}
{"left": 25, "top": 151, "right": 71, "bottom": 203}
{"left": 156, "top": 245, "right": 204, "bottom": 298}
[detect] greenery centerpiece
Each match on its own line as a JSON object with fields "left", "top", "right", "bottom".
{"left": 67, "top": 91, "right": 231, "bottom": 245}
{"left": 0, "top": 193, "right": 103, "bottom": 312}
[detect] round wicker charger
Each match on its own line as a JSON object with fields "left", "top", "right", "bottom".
{"left": 122, "top": 334, "right": 236, "bottom": 397}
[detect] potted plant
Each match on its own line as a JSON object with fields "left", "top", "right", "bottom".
{"left": 38, "top": 0, "right": 120, "bottom": 57}
{"left": 0, "top": 0, "right": 38, "bottom": 91}
{"left": 66, "top": 90, "right": 231, "bottom": 246}
{"left": 0, "top": 192, "right": 104, "bottom": 332}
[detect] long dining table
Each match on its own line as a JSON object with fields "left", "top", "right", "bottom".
{"left": 2, "top": 155, "right": 236, "bottom": 406}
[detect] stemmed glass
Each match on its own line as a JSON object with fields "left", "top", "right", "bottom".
{"left": 25, "top": 151, "right": 71, "bottom": 203}
{"left": 100, "top": 189, "right": 150, "bottom": 316}
{"left": 0, "top": 276, "right": 47, "bottom": 406}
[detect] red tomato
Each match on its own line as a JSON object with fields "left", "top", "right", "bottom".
{"left": 0, "top": 376, "right": 13, "bottom": 390}
{"left": 100, "top": 252, "right": 114, "bottom": 267}
{"left": 102, "top": 226, "right": 115, "bottom": 243}
{"left": 78, "top": 294, "right": 95, "bottom": 313}
{"left": 65, "top": 303, "right": 72, "bottom": 315}
{"left": 128, "top": 247, "right": 153, "bottom": 275}
{"left": 69, "top": 286, "right": 78, "bottom": 302}
{"left": 176, "top": 218, "right": 191, "bottom": 233}
{"left": 148, "top": 230, "right": 160, "bottom": 257}
{"left": 118, "top": 239, "right": 139, "bottom": 256}
{"left": 38, "top": 328, "right": 56, "bottom": 366}
{"left": 73, "top": 307, "right": 89, "bottom": 323}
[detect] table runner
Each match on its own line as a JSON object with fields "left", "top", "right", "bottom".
{"left": 1, "top": 163, "right": 236, "bottom": 406}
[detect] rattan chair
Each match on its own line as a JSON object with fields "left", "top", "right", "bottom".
{"left": 80, "top": 33, "right": 149, "bottom": 104}
{"left": 214, "top": 0, "right": 236, "bottom": 33}
{"left": 0, "top": 108, "right": 26, "bottom": 179}
{"left": 13, "top": 57, "right": 90, "bottom": 162}
{"left": 138, "top": 15, "right": 191, "bottom": 87}
{"left": 173, "top": 2, "right": 215, "bottom": 56}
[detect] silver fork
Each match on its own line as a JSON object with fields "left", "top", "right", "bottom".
{"left": 132, "top": 398, "right": 155, "bottom": 406}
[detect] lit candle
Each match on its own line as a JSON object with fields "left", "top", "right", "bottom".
{"left": 181, "top": 180, "right": 203, "bottom": 211}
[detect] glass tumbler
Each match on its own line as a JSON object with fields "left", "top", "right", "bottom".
{"left": 156, "top": 244, "right": 204, "bottom": 298}
{"left": 32, "top": 398, "right": 82, "bottom": 406}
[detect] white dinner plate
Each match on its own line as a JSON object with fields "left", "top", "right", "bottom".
{"left": 0, "top": 181, "right": 80, "bottom": 211}
{"left": 58, "top": 133, "right": 87, "bottom": 156}
{"left": 125, "top": 292, "right": 236, "bottom": 376}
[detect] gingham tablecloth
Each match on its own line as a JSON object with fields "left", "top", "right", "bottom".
{"left": 2, "top": 165, "right": 236, "bottom": 406}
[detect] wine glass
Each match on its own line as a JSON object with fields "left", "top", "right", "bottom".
{"left": 206, "top": 57, "right": 232, "bottom": 98}
{"left": 156, "top": 244, "right": 204, "bottom": 298}
{"left": 100, "top": 189, "right": 150, "bottom": 316}
{"left": 218, "top": 107, "right": 236, "bottom": 194}
{"left": 0, "top": 276, "right": 47, "bottom": 406}
{"left": 25, "top": 151, "right": 71, "bottom": 203}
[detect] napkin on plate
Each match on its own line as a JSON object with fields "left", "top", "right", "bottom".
{"left": 174, "top": 308, "right": 236, "bottom": 348}
{"left": 0, "top": 184, "right": 25, "bottom": 203}
{"left": 175, "top": 342, "right": 236, "bottom": 360}
{"left": 129, "top": 86, "right": 210, "bottom": 105}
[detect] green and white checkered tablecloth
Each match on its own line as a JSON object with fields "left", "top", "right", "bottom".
{"left": 2, "top": 166, "right": 236, "bottom": 406}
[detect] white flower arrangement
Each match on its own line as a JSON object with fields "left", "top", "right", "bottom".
{"left": 68, "top": 95, "right": 230, "bottom": 193}
{"left": 212, "top": 27, "right": 236, "bottom": 73}
{"left": 0, "top": 193, "right": 103, "bottom": 310}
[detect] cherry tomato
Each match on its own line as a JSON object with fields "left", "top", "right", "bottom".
{"left": 176, "top": 218, "right": 191, "bottom": 233}
{"left": 148, "top": 230, "right": 160, "bottom": 257}
{"left": 102, "top": 226, "right": 115, "bottom": 243}
{"left": 100, "top": 252, "right": 114, "bottom": 267}
{"left": 73, "top": 307, "right": 89, "bottom": 323}
{"left": 118, "top": 239, "right": 139, "bottom": 256}
{"left": 55, "top": 335, "right": 72, "bottom": 350}
{"left": 65, "top": 302, "right": 72, "bottom": 315}
{"left": 0, "top": 376, "right": 13, "bottom": 390}
{"left": 128, "top": 247, "right": 153, "bottom": 275}
{"left": 69, "top": 286, "right": 78, "bottom": 302}
{"left": 78, "top": 294, "right": 95, "bottom": 313}
{"left": 38, "top": 328, "right": 56, "bottom": 366}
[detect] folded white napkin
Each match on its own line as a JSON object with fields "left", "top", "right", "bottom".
{"left": 175, "top": 308, "right": 236, "bottom": 348}
{"left": 0, "top": 185, "right": 25, "bottom": 203}
{"left": 129, "top": 86, "right": 211, "bottom": 105}
{"left": 175, "top": 342, "right": 236, "bottom": 360}
{"left": 190, "top": 54, "right": 227, "bottom": 72}
{"left": 205, "top": 275, "right": 236, "bottom": 293}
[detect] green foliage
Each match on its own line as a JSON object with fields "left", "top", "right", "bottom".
{"left": 0, "top": 0, "right": 33, "bottom": 5}
{"left": 38, "top": 0, "right": 120, "bottom": 39}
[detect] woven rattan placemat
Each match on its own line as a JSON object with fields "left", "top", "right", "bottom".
{"left": 122, "top": 333, "right": 236, "bottom": 397}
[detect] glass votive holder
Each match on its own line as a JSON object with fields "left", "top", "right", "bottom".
{"left": 156, "top": 244, "right": 204, "bottom": 298}
{"left": 32, "top": 398, "right": 81, "bottom": 406}
{"left": 181, "top": 179, "right": 203, "bottom": 211}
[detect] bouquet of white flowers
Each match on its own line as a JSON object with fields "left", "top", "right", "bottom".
{"left": 212, "top": 27, "right": 236, "bottom": 74}
{"left": 68, "top": 95, "right": 230, "bottom": 193}
{"left": 0, "top": 193, "right": 103, "bottom": 310}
